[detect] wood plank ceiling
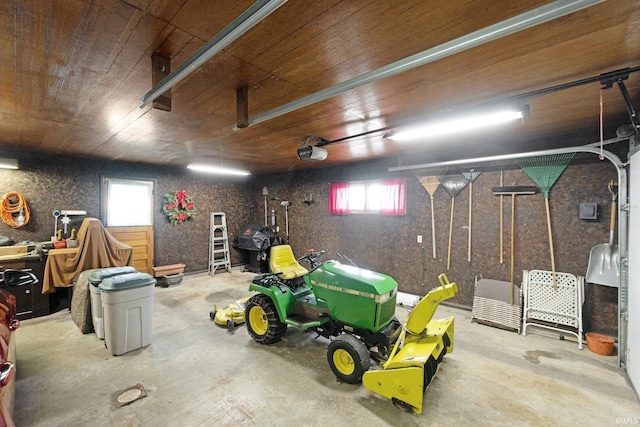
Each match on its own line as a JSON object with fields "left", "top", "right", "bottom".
{"left": 0, "top": 0, "right": 638, "bottom": 174}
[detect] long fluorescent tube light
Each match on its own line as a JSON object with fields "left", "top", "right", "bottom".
{"left": 239, "top": 0, "right": 604, "bottom": 128}
{"left": 187, "top": 164, "right": 251, "bottom": 176}
{"left": 139, "top": 0, "right": 287, "bottom": 108}
{"left": 388, "top": 109, "right": 525, "bottom": 142}
{"left": 0, "top": 158, "right": 18, "bottom": 170}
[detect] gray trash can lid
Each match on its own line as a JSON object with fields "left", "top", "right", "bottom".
{"left": 99, "top": 272, "right": 156, "bottom": 292}
{"left": 88, "top": 266, "right": 137, "bottom": 286}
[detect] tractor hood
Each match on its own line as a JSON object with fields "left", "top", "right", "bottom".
{"left": 308, "top": 260, "right": 398, "bottom": 332}
{"left": 310, "top": 260, "right": 398, "bottom": 297}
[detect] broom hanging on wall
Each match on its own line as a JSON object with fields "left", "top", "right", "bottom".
{"left": 441, "top": 174, "right": 469, "bottom": 270}
{"left": 492, "top": 185, "right": 539, "bottom": 304}
{"left": 516, "top": 153, "right": 575, "bottom": 289}
{"left": 461, "top": 169, "right": 481, "bottom": 263}
{"left": 413, "top": 167, "right": 447, "bottom": 259}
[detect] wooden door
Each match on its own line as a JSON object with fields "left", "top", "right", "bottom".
{"left": 106, "top": 226, "right": 154, "bottom": 274}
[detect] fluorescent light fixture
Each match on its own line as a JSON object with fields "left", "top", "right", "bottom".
{"left": 0, "top": 158, "right": 18, "bottom": 170}
{"left": 187, "top": 164, "right": 251, "bottom": 176}
{"left": 388, "top": 109, "right": 526, "bottom": 142}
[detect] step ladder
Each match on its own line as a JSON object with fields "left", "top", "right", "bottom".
{"left": 209, "top": 212, "right": 231, "bottom": 275}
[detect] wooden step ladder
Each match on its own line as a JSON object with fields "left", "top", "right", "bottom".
{"left": 209, "top": 212, "right": 231, "bottom": 275}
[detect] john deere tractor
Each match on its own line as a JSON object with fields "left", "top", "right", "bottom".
{"left": 244, "top": 245, "right": 458, "bottom": 414}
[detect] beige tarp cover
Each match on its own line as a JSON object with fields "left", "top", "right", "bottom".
{"left": 70, "top": 268, "right": 100, "bottom": 334}
{"left": 43, "top": 218, "right": 133, "bottom": 293}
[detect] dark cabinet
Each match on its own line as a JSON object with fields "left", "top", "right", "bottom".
{"left": 1, "top": 258, "right": 49, "bottom": 320}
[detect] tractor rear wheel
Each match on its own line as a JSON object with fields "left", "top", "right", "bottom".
{"left": 245, "top": 294, "right": 287, "bottom": 344}
{"left": 327, "top": 334, "right": 370, "bottom": 384}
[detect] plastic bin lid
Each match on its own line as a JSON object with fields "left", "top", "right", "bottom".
{"left": 98, "top": 272, "right": 156, "bottom": 292}
{"left": 88, "top": 266, "right": 137, "bottom": 286}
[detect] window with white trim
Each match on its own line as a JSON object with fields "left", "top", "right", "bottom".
{"left": 101, "top": 178, "right": 154, "bottom": 226}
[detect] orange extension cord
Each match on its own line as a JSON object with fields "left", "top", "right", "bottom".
{"left": 0, "top": 192, "right": 30, "bottom": 228}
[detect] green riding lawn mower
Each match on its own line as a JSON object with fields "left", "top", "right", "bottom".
{"left": 244, "top": 245, "right": 458, "bottom": 414}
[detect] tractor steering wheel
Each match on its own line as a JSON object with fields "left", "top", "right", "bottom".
{"left": 298, "top": 250, "right": 326, "bottom": 271}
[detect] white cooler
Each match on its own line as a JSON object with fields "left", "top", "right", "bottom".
{"left": 88, "top": 267, "right": 136, "bottom": 339}
{"left": 99, "top": 272, "right": 156, "bottom": 356}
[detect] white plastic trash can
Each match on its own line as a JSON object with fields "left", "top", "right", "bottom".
{"left": 99, "top": 272, "right": 156, "bottom": 356}
{"left": 88, "top": 266, "right": 136, "bottom": 339}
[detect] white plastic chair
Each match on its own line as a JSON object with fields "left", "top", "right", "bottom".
{"left": 522, "top": 269, "right": 584, "bottom": 349}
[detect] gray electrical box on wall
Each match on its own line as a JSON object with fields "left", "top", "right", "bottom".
{"left": 579, "top": 202, "right": 598, "bottom": 220}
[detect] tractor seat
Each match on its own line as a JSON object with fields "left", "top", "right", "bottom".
{"left": 269, "top": 245, "right": 308, "bottom": 280}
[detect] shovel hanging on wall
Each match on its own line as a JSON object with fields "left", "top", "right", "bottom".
{"left": 586, "top": 181, "right": 619, "bottom": 287}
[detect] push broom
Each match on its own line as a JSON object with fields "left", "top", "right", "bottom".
{"left": 492, "top": 185, "right": 538, "bottom": 304}
{"left": 413, "top": 167, "right": 447, "bottom": 259}
{"left": 516, "top": 153, "right": 575, "bottom": 290}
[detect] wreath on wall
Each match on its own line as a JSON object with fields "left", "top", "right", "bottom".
{"left": 163, "top": 190, "right": 197, "bottom": 225}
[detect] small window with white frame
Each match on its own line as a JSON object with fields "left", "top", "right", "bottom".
{"left": 101, "top": 177, "right": 154, "bottom": 226}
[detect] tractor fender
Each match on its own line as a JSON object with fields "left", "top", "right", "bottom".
{"left": 248, "top": 281, "right": 312, "bottom": 323}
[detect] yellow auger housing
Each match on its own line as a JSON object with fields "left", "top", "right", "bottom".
{"left": 362, "top": 273, "right": 458, "bottom": 414}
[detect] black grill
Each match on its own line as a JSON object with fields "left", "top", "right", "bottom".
{"left": 232, "top": 224, "right": 282, "bottom": 273}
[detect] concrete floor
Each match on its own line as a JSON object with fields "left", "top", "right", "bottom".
{"left": 13, "top": 271, "right": 640, "bottom": 426}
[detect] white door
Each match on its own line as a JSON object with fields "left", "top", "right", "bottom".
{"left": 627, "top": 148, "right": 640, "bottom": 389}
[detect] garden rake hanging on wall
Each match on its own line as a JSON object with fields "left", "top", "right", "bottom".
{"left": 413, "top": 167, "right": 447, "bottom": 259}
{"left": 441, "top": 174, "right": 469, "bottom": 270}
{"left": 516, "top": 153, "right": 575, "bottom": 289}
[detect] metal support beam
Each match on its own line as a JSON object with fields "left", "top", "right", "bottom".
{"left": 600, "top": 70, "right": 640, "bottom": 134}
{"left": 388, "top": 145, "right": 624, "bottom": 172}
{"left": 139, "top": 0, "right": 287, "bottom": 109}
{"left": 615, "top": 80, "right": 640, "bottom": 133}
{"left": 239, "top": 0, "right": 605, "bottom": 128}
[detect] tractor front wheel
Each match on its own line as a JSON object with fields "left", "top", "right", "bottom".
{"left": 245, "top": 294, "right": 287, "bottom": 344}
{"left": 327, "top": 334, "right": 370, "bottom": 384}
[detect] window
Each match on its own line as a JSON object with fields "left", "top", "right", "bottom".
{"left": 329, "top": 178, "right": 406, "bottom": 215}
{"left": 102, "top": 178, "right": 154, "bottom": 226}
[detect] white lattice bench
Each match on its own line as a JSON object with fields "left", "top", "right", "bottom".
{"left": 522, "top": 269, "right": 584, "bottom": 349}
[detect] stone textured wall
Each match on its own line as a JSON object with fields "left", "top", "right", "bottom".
{"left": 251, "top": 156, "right": 621, "bottom": 335}
{"left": 0, "top": 151, "right": 254, "bottom": 272}
{"left": 0, "top": 148, "right": 622, "bottom": 334}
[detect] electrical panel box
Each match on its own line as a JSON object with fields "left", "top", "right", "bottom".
{"left": 579, "top": 202, "right": 598, "bottom": 220}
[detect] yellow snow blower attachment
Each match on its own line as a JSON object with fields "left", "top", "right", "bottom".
{"left": 362, "top": 273, "right": 458, "bottom": 414}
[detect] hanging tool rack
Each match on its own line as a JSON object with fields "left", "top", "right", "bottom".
{"left": 389, "top": 134, "right": 632, "bottom": 368}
